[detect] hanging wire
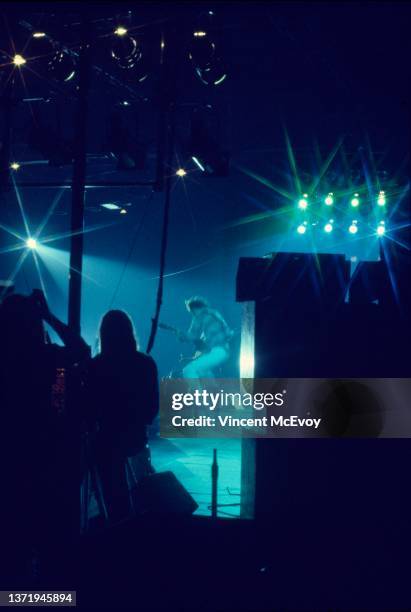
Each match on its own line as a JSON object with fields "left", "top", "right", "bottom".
{"left": 107, "top": 191, "right": 153, "bottom": 309}
{"left": 146, "top": 105, "right": 176, "bottom": 354}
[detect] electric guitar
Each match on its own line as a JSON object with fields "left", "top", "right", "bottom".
{"left": 158, "top": 323, "right": 208, "bottom": 358}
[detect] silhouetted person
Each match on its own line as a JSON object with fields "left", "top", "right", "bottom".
{"left": 86, "top": 310, "right": 159, "bottom": 524}
{"left": 0, "top": 290, "right": 89, "bottom": 586}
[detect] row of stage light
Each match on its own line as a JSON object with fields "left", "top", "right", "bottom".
{"left": 10, "top": 11, "right": 227, "bottom": 87}
{"left": 297, "top": 190, "right": 386, "bottom": 210}
{"left": 296, "top": 219, "right": 386, "bottom": 236}
{"left": 295, "top": 190, "right": 387, "bottom": 236}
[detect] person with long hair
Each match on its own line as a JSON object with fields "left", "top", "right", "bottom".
{"left": 86, "top": 309, "right": 159, "bottom": 523}
{"left": 0, "top": 289, "right": 89, "bottom": 585}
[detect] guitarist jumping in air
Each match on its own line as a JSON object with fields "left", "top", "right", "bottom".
{"left": 178, "top": 296, "right": 233, "bottom": 382}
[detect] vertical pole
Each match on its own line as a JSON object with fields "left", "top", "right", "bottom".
{"left": 211, "top": 448, "right": 218, "bottom": 519}
{"left": 68, "top": 17, "right": 91, "bottom": 334}
{"left": 146, "top": 22, "right": 178, "bottom": 354}
{"left": 0, "top": 72, "right": 13, "bottom": 193}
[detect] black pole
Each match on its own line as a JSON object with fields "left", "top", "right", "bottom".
{"left": 0, "top": 72, "right": 13, "bottom": 193}
{"left": 146, "top": 23, "right": 178, "bottom": 354}
{"left": 211, "top": 448, "right": 218, "bottom": 519}
{"left": 68, "top": 18, "right": 91, "bottom": 334}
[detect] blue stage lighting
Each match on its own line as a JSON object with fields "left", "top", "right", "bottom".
{"left": 26, "top": 237, "right": 37, "bottom": 249}
{"left": 377, "top": 222, "right": 385, "bottom": 236}
{"left": 298, "top": 194, "right": 308, "bottom": 210}
{"left": 350, "top": 194, "right": 360, "bottom": 208}
{"left": 377, "top": 191, "right": 386, "bottom": 206}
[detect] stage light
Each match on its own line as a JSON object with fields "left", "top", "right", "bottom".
{"left": 114, "top": 26, "right": 128, "bottom": 37}
{"left": 298, "top": 195, "right": 308, "bottom": 210}
{"left": 13, "top": 54, "right": 26, "bottom": 67}
{"left": 101, "top": 202, "right": 121, "bottom": 210}
{"left": 111, "top": 31, "right": 142, "bottom": 70}
{"left": 297, "top": 223, "right": 307, "bottom": 235}
{"left": 348, "top": 221, "right": 358, "bottom": 234}
{"left": 194, "top": 31, "right": 207, "bottom": 37}
{"left": 324, "top": 222, "right": 333, "bottom": 233}
{"left": 192, "top": 156, "right": 206, "bottom": 172}
{"left": 33, "top": 32, "right": 46, "bottom": 38}
{"left": 350, "top": 194, "right": 360, "bottom": 208}
{"left": 176, "top": 168, "right": 187, "bottom": 177}
{"left": 240, "top": 348, "right": 255, "bottom": 378}
{"left": 195, "top": 57, "right": 228, "bottom": 86}
{"left": 48, "top": 50, "right": 76, "bottom": 82}
{"left": 10, "top": 162, "right": 20, "bottom": 171}
{"left": 377, "top": 190, "right": 386, "bottom": 206}
{"left": 324, "top": 193, "right": 334, "bottom": 206}
{"left": 377, "top": 221, "right": 385, "bottom": 236}
{"left": 120, "top": 208, "right": 128, "bottom": 215}
{"left": 26, "top": 238, "right": 37, "bottom": 249}
{"left": 189, "top": 34, "right": 215, "bottom": 70}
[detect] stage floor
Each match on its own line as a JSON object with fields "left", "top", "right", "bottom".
{"left": 150, "top": 437, "right": 242, "bottom": 518}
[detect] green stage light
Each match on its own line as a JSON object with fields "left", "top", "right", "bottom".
{"left": 350, "top": 193, "right": 360, "bottom": 208}
{"left": 377, "top": 190, "right": 386, "bottom": 206}
{"left": 348, "top": 221, "right": 358, "bottom": 234}
{"left": 377, "top": 221, "right": 385, "bottom": 236}
{"left": 298, "top": 194, "right": 308, "bottom": 210}
{"left": 297, "top": 223, "right": 307, "bottom": 235}
{"left": 324, "top": 222, "right": 333, "bottom": 233}
{"left": 324, "top": 193, "right": 334, "bottom": 206}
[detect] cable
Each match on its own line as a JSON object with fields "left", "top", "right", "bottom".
{"left": 145, "top": 36, "right": 178, "bottom": 355}
{"left": 107, "top": 192, "right": 153, "bottom": 309}
{"left": 146, "top": 108, "right": 175, "bottom": 354}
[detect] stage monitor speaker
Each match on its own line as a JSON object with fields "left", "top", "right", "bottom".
{"left": 236, "top": 253, "right": 349, "bottom": 307}
{"left": 349, "top": 260, "right": 391, "bottom": 305}
{"left": 133, "top": 471, "right": 199, "bottom": 516}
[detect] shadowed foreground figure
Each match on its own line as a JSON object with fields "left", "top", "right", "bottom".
{"left": 86, "top": 309, "right": 159, "bottom": 523}
{"left": 0, "top": 290, "right": 89, "bottom": 585}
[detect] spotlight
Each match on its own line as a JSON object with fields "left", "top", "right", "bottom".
{"left": 195, "top": 57, "right": 228, "bottom": 86}
{"left": 13, "top": 54, "right": 26, "bottom": 67}
{"left": 48, "top": 50, "right": 76, "bottom": 82}
{"left": 176, "top": 168, "right": 187, "bottom": 177}
{"left": 189, "top": 34, "right": 215, "bottom": 70}
{"left": 26, "top": 237, "right": 37, "bottom": 249}
{"left": 32, "top": 32, "right": 46, "bottom": 39}
{"left": 350, "top": 193, "right": 360, "bottom": 207}
{"left": 324, "top": 193, "right": 334, "bottom": 206}
{"left": 101, "top": 202, "right": 121, "bottom": 210}
{"left": 192, "top": 156, "right": 205, "bottom": 172}
{"left": 297, "top": 223, "right": 307, "bottom": 235}
{"left": 298, "top": 195, "right": 308, "bottom": 210}
{"left": 324, "top": 222, "right": 333, "bottom": 233}
{"left": 348, "top": 221, "right": 358, "bottom": 234}
{"left": 111, "top": 30, "right": 142, "bottom": 69}
{"left": 114, "top": 26, "right": 128, "bottom": 37}
{"left": 377, "top": 221, "right": 385, "bottom": 236}
{"left": 120, "top": 208, "right": 128, "bottom": 215}
{"left": 377, "top": 190, "right": 386, "bottom": 206}
{"left": 10, "top": 162, "right": 20, "bottom": 171}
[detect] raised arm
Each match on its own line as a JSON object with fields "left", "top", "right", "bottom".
{"left": 31, "top": 289, "right": 90, "bottom": 360}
